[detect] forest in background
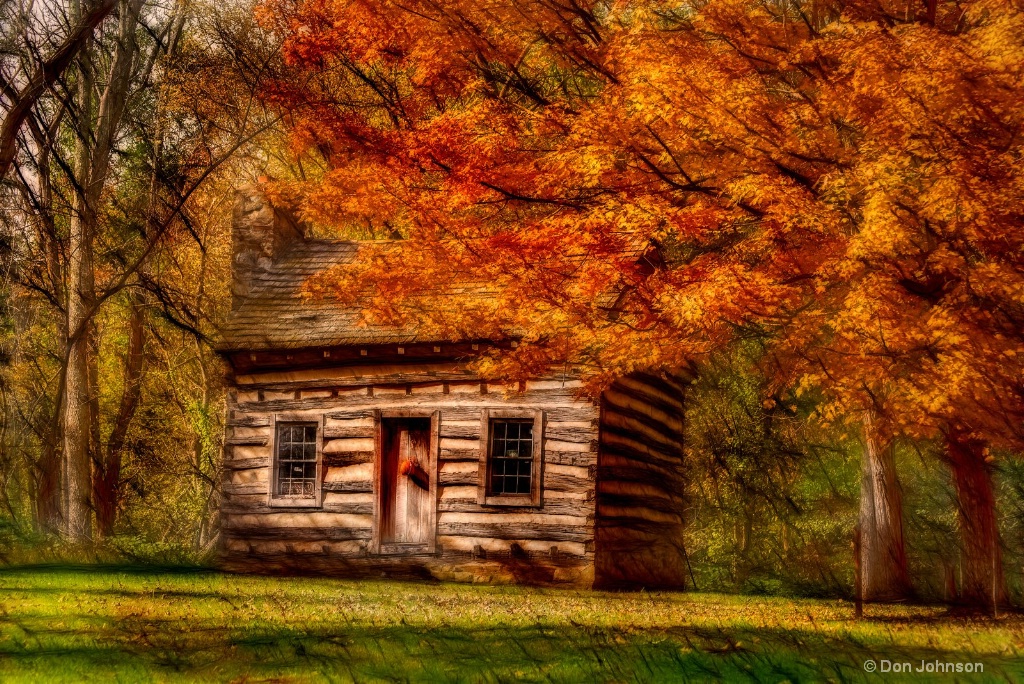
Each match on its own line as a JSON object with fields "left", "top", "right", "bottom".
{"left": 0, "top": 0, "right": 1022, "bottom": 611}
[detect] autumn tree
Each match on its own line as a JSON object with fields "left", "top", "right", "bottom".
{"left": 0, "top": 0, "right": 284, "bottom": 543}
{"left": 259, "top": 0, "right": 1023, "bottom": 607}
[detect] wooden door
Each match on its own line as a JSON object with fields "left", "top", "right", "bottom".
{"left": 379, "top": 418, "right": 434, "bottom": 548}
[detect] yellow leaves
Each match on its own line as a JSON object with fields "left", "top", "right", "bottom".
{"left": 266, "top": 0, "right": 1024, "bottom": 445}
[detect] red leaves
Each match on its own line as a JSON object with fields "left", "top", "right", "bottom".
{"left": 264, "top": 0, "right": 1024, "bottom": 447}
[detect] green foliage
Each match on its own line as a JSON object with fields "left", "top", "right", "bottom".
{"left": 683, "top": 348, "right": 861, "bottom": 597}
{"left": 683, "top": 349, "right": 1024, "bottom": 602}
{"left": 0, "top": 568, "right": 1020, "bottom": 682}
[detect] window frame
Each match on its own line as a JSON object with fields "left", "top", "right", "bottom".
{"left": 477, "top": 408, "right": 544, "bottom": 507}
{"left": 268, "top": 414, "right": 324, "bottom": 508}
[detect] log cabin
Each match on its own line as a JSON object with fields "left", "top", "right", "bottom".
{"left": 216, "top": 186, "right": 692, "bottom": 589}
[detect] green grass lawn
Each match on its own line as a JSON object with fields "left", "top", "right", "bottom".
{"left": 0, "top": 566, "right": 1020, "bottom": 682}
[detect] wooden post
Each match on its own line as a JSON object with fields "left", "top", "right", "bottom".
{"left": 854, "top": 524, "right": 863, "bottom": 618}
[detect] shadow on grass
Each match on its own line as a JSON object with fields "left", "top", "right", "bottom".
{"left": 0, "top": 562, "right": 216, "bottom": 576}
{"left": 1, "top": 610, "right": 1019, "bottom": 682}
{"left": 2, "top": 568, "right": 1020, "bottom": 681}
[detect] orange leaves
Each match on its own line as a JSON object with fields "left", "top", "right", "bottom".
{"left": 264, "top": 0, "right": 1024, "bottom": 447}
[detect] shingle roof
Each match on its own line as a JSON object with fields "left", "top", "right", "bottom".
{"left": 218, "top": 233, "right": 655, "bottom": 352}
{"left": 217, "top": 239, "right": 422, "bottom": 351}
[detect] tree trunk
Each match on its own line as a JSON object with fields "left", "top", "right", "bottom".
{"left": 36, "top": 434, "right": 63, "bottom": 533}
{"left": 60, "top": 0, "right": 144, "bottom": 542}
{"left": 858, "top": 411, "right": 912, "bottom": 601}
{"left": 33, "top": 120, "right": 66, "bottom": 534}
{"left": 94, "top": 292, "right": 146, "bottom": 536}
{"left": 61, "top": 34, "right": 96, "bottom": 541}
{"left": 945, "top": 428, "right": 1007, "bottom": 611}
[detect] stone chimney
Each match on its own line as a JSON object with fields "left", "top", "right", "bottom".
{"left": 232, "top": 184, "right": 305, "bottom": 309}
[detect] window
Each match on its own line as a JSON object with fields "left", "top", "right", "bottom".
{"left": 271, "top": 421, "right": 321, "bottom": 506}
{"left": 478, "top": 409, "right": 543, "bottom": 506}
{"left": 489, "top": 420, "right": 534, "bottom": 495}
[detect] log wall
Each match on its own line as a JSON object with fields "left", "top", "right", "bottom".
{"left": 219, "top": 366, "right": 599, "bottom": 587}
{"left": 594, "top": 371, "right": 690, "bottom": 589}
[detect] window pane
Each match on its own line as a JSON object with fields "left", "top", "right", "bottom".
{"left": 488, "top": 419, "right": 535, "bottom": 496}
{"left": 275, "top": 422, "right": 318, "bottom": 499}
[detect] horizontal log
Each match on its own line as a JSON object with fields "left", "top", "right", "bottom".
{"left": 231, "top": 426, "right": 272, "bottom": 441}
{"left": 439, "top": 437, "right": 478, "bottom": 451}
{"left": 438, "top": 406, "right": 596, "bottom": 423}
{"left": 323, "top": 437, "right": 375, "bottom": 453}
{"left": 221, "top": 501, "right": 374, "bottom": 515}
{"left": 597, "top": 505, "right": 682, "bottom": 525}
{"left": 227, "top": 511, "right": 372, "bottom": 528}
{"left": 442, "top": 449, "right": 595, "bottom": 467}
{"left": 597, "top": 446, "right": 686, "bottom": 483}
{"left": 438, "top": 498, "right": 592, "bottom": 517}
{"left": 547, "top": 463, "right": 591, "bottom": 478}
{"left": 223, "top": 526, "right": 372, "bottom": 542}
{"left": 240, "top": 366, "right": 479, "bottom": 390}
{"left": 545, "top": 438, "right": 598, "bottom": 453}
{"left": 228, "top": 415, "right": 271, "bottom": 427}
{"left": 325, "top": 409, "right": 376, "bottom": 420}
{"left": 323, "top": 425, "right": 375, "bottom": 439}
{"left": 224, "top": 454, "right": 376, "bottom": 471}
{"left": 630, "top": 371, "right": 691, "bottom": 399}
{"left": 439, "top": 470, "right": 478, "bottom": 486}
{"left": 230, "top": 445, "right": 270, "bottom": 461}
{"left": 440, "top": 448, "right": 480, "bottom": 462}
{"left": 437, "top": 407, "right": 484, "bottom": 422}
{"left": 543, "top": 471, "right": 592, "bottom": 494}
{"left": 547, "top": 407, "right": 598, "bottom": 423}
{"left": 439, "top": 511, "right": 588, "bottom": 526}
{"left": 439, "top": 423, "right": 480, "bottom": 439}
{"left": 224, "top": 469, "right": 268, "bottom": 486}
{"left": 223, "top": 457, "right": 269, "bottom": 471}
{"left": 599, "top": 415, "right": 681, "bottom": 455}
{"left": 595, "top": 516, "right": 684, "bottom": 534}
{"left": 595, "top": 465, "right": 683, "bottom": 493}
{"left": 323, "top": 451, "right": 373, "bottom": 467}
{"left": 544, "top": 451, "right": 596, "bottom": 467}
{"left": 325, "top": 462, "right": 374, "bottom": 482}
{"left": 220, "top": 547, "right": 593, "bottom": 585}
{"left": 436, "top": 536, "right": 590, "bottom": 560}
{"left": 322, "top": 480, "right": 373, "bottom": 493}
{"left": 437, "top": 522, "right": 592, "bottom": 543}
{"left": 605, "top": 381, "right": 682, "bottom": 422}
{"left": 222, "top": 483, "right": 268, "bottom": 496}
{"left": 601, "top": 395, "right": 684, "bottom": 441}
{"left": 544, "top": 426, "right": 594, "bottom": 444}
{"left": 226, "top": 436, "right": 269, "bottom": 447}
{"left": 596, "top": 492, "right": 682, "bottom": 517}
{"left": 234, "top": 388, "right": 597, "bottom": 413}
{"left": 617, "top": 373, "right": 685, "bottom": 406}
{"left": 221, "top": 490, "right": 263, "bottom": 503}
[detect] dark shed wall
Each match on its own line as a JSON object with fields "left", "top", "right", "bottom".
{"left": 595, "top": 372, "right": 689, "bottom": 589}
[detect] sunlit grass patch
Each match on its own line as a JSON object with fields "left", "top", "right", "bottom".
{"left": 0, "top": 566, "right": 1020, "bottom": 682}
